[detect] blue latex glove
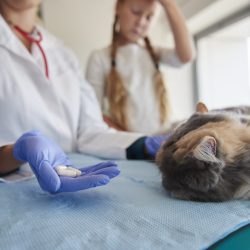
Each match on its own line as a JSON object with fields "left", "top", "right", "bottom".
{"left": 145, "top": 132, "right": 172, "bottom": 158}
{"left": 13, "top": 131, "right": 120, "bottom": 193}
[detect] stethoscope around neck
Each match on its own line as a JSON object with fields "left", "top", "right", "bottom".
{"left": 13, "top": 25, "right": 49, "bottom": 79}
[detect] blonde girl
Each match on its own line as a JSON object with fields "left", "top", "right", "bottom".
{"left": 86, "top": 0, "right": 195, "bottom": 134}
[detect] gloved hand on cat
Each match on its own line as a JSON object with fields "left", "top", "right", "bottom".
{"left": 13, "top": 131, "right": 120, "bottom": 193}
{"left": 145, "top": 132, "right": 173, "bottom": 158}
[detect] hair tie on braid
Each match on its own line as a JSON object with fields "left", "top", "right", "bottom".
{"left": 155, "top": 62, "right": 159, "bottom": 71}
{"left": 111, "top": 59, "right": 116, "bottom": 67}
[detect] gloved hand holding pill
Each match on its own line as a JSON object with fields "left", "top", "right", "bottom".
{"left": 13, "top": 131, "right": 120, "bottom": 193}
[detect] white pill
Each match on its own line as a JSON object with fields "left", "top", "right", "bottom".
{"left": 55, "top": 165, "right": 82, "bottom": 178}
{"left": 67, "top": 166, "right": 82, "bottom": 175}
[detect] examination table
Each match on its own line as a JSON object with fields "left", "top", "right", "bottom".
{"left": 0, "top": 153, "right": 250, "bottom": 250}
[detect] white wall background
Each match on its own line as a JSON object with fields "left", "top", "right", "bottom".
{"left": 42, "top": 0, "right": 117, "bottom": 68}
{"left": 41, "top": 0, "right": 250, "bottom": 121}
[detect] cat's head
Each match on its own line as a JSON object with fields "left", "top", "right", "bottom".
{"left": 156, "top": 102, "right": 231, "bottom": 201}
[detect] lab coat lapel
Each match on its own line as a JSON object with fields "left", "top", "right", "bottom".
{"left": 0, "top": 15, "right": 35, "bottom": 61}
{"left": 0, "top": 15, "right": 50, "bottom": 81}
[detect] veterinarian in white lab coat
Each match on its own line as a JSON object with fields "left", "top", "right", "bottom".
{"left": 0, "top": 14, "right": 142, "bottom": 158}
{"left": 0, "top": 0, "right": 169, "bottom": 193}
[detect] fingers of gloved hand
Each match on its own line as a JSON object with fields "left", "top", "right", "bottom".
{"left": 145, "top": 134, "right": 171, "bottom": 157}
{"left": 79, "top": 161, "right": 118, "bottom": 174}
{"left": 86, "top": 166, "right": 120, "bottom": 179}
{"left": 56, "top": 174, "right": 110, "bottom": 193}
{"left": 145, "top": 137, "right": 158, "bottom": 157}
{"left": 35, "top": 161, "right": 61, "bottom": 193}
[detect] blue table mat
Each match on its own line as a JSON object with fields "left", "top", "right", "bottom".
{"left": 1, "top": 153, "right": 250, "bottom": 250}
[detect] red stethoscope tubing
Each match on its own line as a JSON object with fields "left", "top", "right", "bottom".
{"left": 14, "top": 25, "right": 49, "bottom": 78}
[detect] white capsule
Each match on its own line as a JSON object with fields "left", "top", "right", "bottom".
{"left": 67, "top": 166, "right": 82, "bottom": 175}
{"left": 55, "top": 165, "right": 82, "bottom": 178}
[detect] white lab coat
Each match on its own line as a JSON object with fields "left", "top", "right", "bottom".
{"left": 0, "top": 15, "right": 142, "bottom": 159}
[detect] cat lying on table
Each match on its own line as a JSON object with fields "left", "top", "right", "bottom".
{"left": 156, "top": 102, "right": 250, "bottom": 202}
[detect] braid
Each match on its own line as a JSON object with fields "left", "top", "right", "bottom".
{"left": 105, "top": 15, "right": 128, "bottom": 130}
{"left": 144, "top": 37, "right": 170, "bottom": 125}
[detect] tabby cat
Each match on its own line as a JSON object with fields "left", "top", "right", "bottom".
{"left": 156, "top": 102, "right": 250, "bottom": 202}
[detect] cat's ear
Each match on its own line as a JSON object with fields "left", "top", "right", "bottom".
{"left": 191, "top": 136, "right": 218, "bottom": 162}
{"left": 196, "top": 102, "right": 208, "bottom": 113}
{"left": 184, "top": 136, "right": 221, "bottom": 192}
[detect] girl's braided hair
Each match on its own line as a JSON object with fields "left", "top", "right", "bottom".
{"left": 105, "top": 15, "right": 170, "bottom": 130}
